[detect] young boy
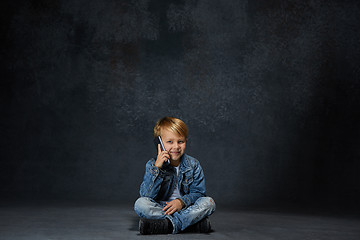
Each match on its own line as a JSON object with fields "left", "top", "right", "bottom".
{"left": 134, "top": 117, "right": 216, "bottom": 234}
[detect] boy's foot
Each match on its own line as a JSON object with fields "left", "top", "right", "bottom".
{"left": 185, "top": 217, "right": 212, "bottom": 233}
{"left": 138, "top": 218, "right": 173, "bottom": 235}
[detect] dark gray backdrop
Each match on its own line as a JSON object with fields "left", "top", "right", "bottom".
{"left": 1, "top": 0, "right": 360, "bottom": 210}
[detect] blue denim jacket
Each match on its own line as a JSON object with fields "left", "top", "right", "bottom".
{"left": 139, "top": 154, "right": 206, "bottom": 208}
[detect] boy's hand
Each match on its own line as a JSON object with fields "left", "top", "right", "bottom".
{"left": 155, "top": 144, "right": 170, "bottom": 168}
{"left": 162, "top": 199, "right": 183, "bottom": 215}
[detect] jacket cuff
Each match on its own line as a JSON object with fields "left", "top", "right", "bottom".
{"left": 178, "top": 196, "right": 191, "bottom": 208}
{"left": 149, "top": 162, "right": 165, "bottom": 176}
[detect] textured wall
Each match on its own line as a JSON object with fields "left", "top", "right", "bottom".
{"left": 1, "top": 0, "right": 360, "bottom": 208}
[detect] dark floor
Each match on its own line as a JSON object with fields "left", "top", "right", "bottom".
{"left": 1, "top": 202, "right": 360, "bottom": 240}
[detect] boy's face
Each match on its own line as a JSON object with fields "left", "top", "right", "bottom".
{"left": 160, "top": 127, "right": 186, "bottom": 162}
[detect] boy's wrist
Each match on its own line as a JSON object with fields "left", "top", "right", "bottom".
{"left": 151, "top": 161, "right": 166, "bottom": 175}
{"left": 176, "top": 198, "right": 185, "bottom": 208}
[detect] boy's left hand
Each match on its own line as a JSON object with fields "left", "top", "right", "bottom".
{"left": 162, "top": 199, "right": 183, "bottom": 215}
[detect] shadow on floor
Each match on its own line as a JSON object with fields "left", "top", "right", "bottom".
{"left": 128, "top": 215, "right": 139, "bottom": 231}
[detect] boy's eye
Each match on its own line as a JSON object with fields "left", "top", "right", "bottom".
{"left": 167, "top": 141, "right": 172, "bottom": 143}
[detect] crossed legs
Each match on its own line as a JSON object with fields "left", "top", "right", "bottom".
{"left": 134, "top": 196, "right": 216, "bottom": 233}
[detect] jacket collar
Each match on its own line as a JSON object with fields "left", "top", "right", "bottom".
{"left": 179, "top": 154, "right": 192, "bottom": 173}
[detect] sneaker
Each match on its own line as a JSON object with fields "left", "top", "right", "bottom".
{"left": 184, "top": 217, "right": 212, "bottom": 233}
{"left": 138, "top": 218, "right": 173, "bottom": 235}
{"left": 198, "top": 217, "right": 211, "bottom": 233}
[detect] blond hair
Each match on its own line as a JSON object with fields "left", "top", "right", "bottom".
{"left": 154, "top": 117, "right": 188, "bottom": 139}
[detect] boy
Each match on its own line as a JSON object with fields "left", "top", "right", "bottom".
{"left": 134, "top": 117, "right": 216, "bottom": 234}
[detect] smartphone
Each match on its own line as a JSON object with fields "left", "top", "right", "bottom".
{"left": 153, "top": 136, "right": 170, "bottom": 164}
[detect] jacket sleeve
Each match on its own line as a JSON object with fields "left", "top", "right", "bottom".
{"left": 179, "top": 160, "right": 206, "bottom": 208}
{"left": 139, "top": 159, "right": 165, "bottom": 198}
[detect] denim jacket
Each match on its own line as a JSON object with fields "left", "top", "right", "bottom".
{"left": 139, "top": 154, "right": 206, "bottom": 208}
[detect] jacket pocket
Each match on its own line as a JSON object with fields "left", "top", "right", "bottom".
{"left": 181, "top": 176, "right": 193, "bottom": 194}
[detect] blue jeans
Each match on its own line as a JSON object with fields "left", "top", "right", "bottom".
{"left": 134, "top": 196, "right": 216, "bottom": 234}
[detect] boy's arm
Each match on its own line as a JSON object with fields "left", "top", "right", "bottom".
{"left": 139, "top": 159, "right": 165, "bottom": 198}
{"left": 179, "top": 160, "right": 206, "bottom": 208}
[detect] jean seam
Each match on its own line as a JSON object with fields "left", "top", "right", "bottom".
{"left": 165, "top": 215, "right": 178, "bottom": 234}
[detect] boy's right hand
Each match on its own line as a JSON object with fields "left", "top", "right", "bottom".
{"left": 155, "top": 144, "right": 169, "bottom": 168}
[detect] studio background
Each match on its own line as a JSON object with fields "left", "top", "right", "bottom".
{"left": 1, "top": 0, "right": 360, "bottom": 211}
